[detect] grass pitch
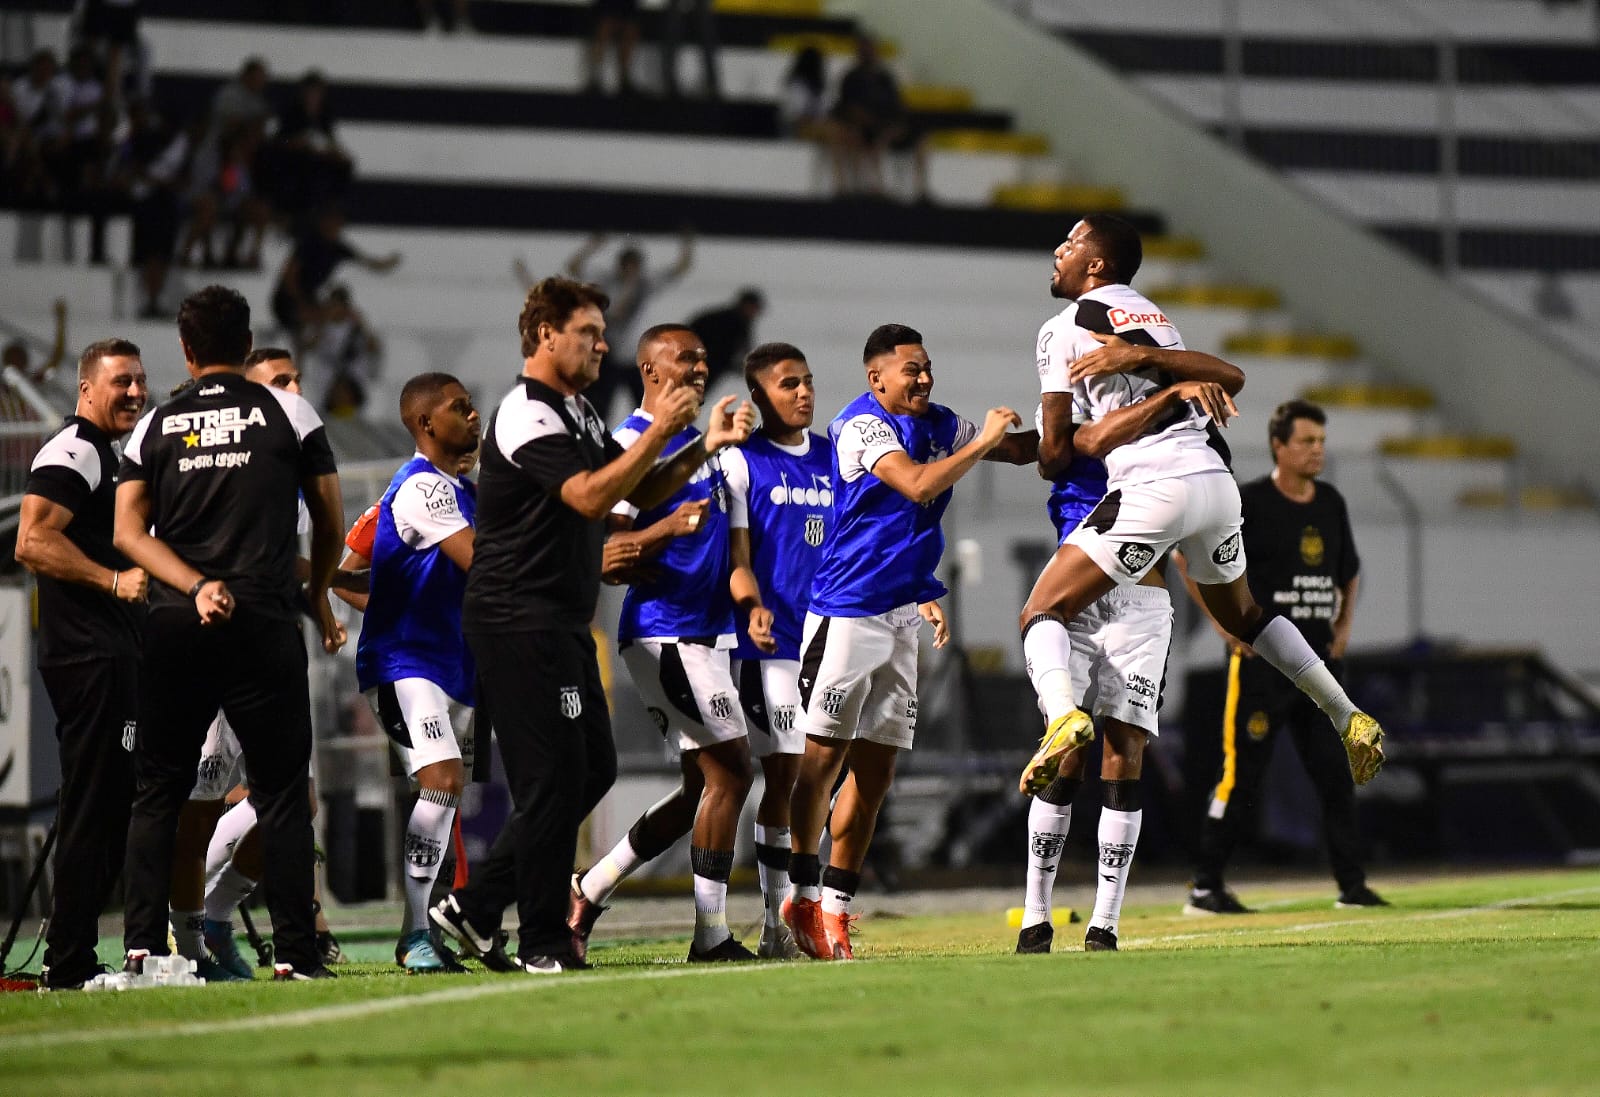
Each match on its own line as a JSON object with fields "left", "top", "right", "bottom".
{"left": 3, "top": 868, "right": 1598, "bottom": 1096}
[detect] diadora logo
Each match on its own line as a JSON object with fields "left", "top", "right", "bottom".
{"left": 767, "top": 472, "right": 833, "bottom": 510}
{"left": 197, "top": 384, "right": 225, "bottom": 397}
{"left": 1108, "top": 307, "right": 1170, "bottom": 329}
{"left": 164, "top": 405, "right": 267, "bottom": 448}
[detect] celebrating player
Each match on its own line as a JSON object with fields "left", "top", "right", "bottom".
{"left": 784, "top": 323, "right": 1036, "bottom": 960}
{"left": 721, "top": 342, "right": 834, "bottom": 958}
{"left": 1016, "top": 216, "right": 1384, "bottom": 813}
{"left": 570, "top": 325, "right": 759, "bottom": 964}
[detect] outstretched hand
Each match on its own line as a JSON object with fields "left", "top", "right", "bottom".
{"left": 1173, "top": 380, "right": 1239, "bottom": 426}
{"left": 705, "top": 395, "right": 756, "bottom": 451}
{"left": 919, "top": 600, "right": 950, "bottom": 649}
{"left": 655, "top": 379, "right": 701, "bottom": 434}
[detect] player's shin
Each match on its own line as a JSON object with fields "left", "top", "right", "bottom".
{"left": 1090, "top": 780, "right": 1142, "bottom": 936}
{"left": 1022, "top": 613, "right": 1077, "bottom": 726}
{"left": 754, "top": 823, "right": 792, "bottom": 927}
{"left": 1245, "top": 615, "right": 1357, "bottom": 728}
{"left": 404, "top": 788, "right": 459, "bottom": 933}
{"left": 1023, "top": 776, "right": 1079, "bottom": 929}
{"left": 690, "top": 845, "right": 735, "bottom": 951}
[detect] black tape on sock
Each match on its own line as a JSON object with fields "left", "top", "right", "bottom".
{"left": 755, "top": 842, "right": 792, "bottom": 871}
{"left": 790, "top": 852, "right": 821, "bottom": 889}
{"left": 1102, "top": 778, "right": 1142, "bottom": 813}
{"left": 1040, "top": 775, "right": 1082, "bottom": 806}
{"left": 689, "top": 845, "right": 734, "bottom": 883}
{"left": 821, "top": 865, "right": 862, "bottom": 898}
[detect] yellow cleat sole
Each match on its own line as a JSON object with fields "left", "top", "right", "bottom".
{"left": 1018, "top": 710, "right": 1094, "bottom": 796}
{"left": 1342, "top": 712, "right": 1386, "bottom": 785}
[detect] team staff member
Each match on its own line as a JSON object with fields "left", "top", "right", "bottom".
{"left": 115, "top": 285, "right": 346, "bottom": 981}
{"left": 16, "top": 339, "right": 149, "bottom": 991}
{"left": 429, "top": 277, "right": 753, "bottom": 974}
{"left": 1184, "top": 399, "right": 1385, "bottom": 914}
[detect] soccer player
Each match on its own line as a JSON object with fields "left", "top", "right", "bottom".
{"left": 429, "top": 277, "right": 753, "bottom": 974}
{"left": 721, "top": 342, "right": 832, "bottom": 958}
{"left": 570, "top": 324, "right": 758, "bottom": 964}
{"left": 784, "top": 324, "right": 1035, "bottom": 961}
{"left": 1016, "top": 333, "right": 1245, "bottom": 954}
{"left": 1183, "top": 399, "right": 1384, "bottom": 914}
{"left": 354, "top": 372, "right": 482, "bottom": 970}
{"left": 115, "top": 285, "right": 346, "bottom": 982}
{"left": 16, "top": 339, "right": 149, "bottom": 991}
{"left": 1015, "top": 216, "right": 1384, "bottom": 815}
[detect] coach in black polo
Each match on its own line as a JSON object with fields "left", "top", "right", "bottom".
{"left": 113, "top": 285, "right": 346, "bottom": 979}
{"left": 15, "top": 339, "right": 149, "bottom": 990}
{"left": 430, "top": 276, "right": 753, "bottom": 973}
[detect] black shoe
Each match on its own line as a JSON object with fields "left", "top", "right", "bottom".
{"left": 1015, "top": 922, "right": 1053, "bottom": 954}
{"left": 515, "top": 951, "right": 587, "bottom": 974}
{"left": 1335, "top": 885, "right": 1389, "bottom": 909}
{"left": 41, "top": 962, "right": 109, "bottom": 991}
{"left": 429, "top": 894, "right": 518, "bottom": 972}
{"left": 272, "top": 961, "right": 337, "bottom": 980}
{"left": 316, "top": 930, "right": 344, "bottom": 966}
{"left": 687, "top": 936, "right": 758, "bottom": 963}
{"left": 1183, "top": 887, "right": 1252, "bottom": 915}
{"left": 568, "top": 873, "right": 607, "bottom": 965}
{"left": 1084, "top": 925, "right": 1118, "bottom": 952}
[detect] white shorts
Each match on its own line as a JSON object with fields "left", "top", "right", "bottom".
{"left": 190, "top": 712, "right": 244, "bottom": 801}
{"left": 621, "top": 640, "right": 748, "bottom": 754}
{"left": 365, "top": 678, "right": 476, "bottom": 777}
{"left": 733, "top": 658, "right": 804, "bottom": 758}
{"left": 1067, "top": 471, "right": 1247, "bottom": 587}
{"left": 1067, "top": 584, "right": 1173, "bottom": 736}
{"left": 796, "top": 606, "right": 920, "bottom": 751}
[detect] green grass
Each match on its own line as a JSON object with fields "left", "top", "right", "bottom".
{"left": 4, "top": 869, "right": 1599, "bottom": 1096}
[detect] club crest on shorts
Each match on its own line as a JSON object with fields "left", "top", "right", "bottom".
{"left": 709, "top": 693, "right": 734, "bottom": 721}
{"left": 772, "top": 705, "right": 796, "bottom": 733}
{"left": 559, "top": 686, "right": 583, "bottom": 720}
{"left": 804, "top": 514, "right": 826, "bottom": 547}
{"left": 1031, "top": 832, "right": 1067, "bottom": 860}
{"left": 1212, "top": 532, "right": 1242, "bottom": 566}
{"left": 1099, "top": 842, "right": 1135, "bottom": 869}
{"left": 121, "top": 720, "right": 137, "bottom": 753}
{"left": 821, "top": 687, "right": 846, "bottom": 718}
{"left": 1116, "top": 542, "right": 1155, "bottom": 575}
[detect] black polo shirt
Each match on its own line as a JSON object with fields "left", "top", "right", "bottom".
{"left": 118, "top": 371, "right": 337, "bottom": 618}
{"left": 464, "top": 375, "right": 625, "bottom": 632}
{"left": 24, "top": 416, "right": 143, "bottom": 665}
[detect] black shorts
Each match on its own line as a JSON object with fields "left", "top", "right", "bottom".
{"left": 82, "top": 0, "right": 140, "bottom": 45}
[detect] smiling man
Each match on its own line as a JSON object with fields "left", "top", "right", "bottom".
{"left": 16, "top": 339, "right": 149, "bottom": 991}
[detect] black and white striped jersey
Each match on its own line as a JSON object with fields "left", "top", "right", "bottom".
{"left": 1036, "top": 283, "right": 1231, "bottom": 489}
{"left": 463, "top": 375, "right": 625, "bottom": 633}
{"left": 119, "top": 371, "right": 337, "bottom": 618}
{"left": 25, "top": 416, "right": 143, "bottom": 665}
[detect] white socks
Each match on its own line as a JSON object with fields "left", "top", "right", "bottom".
{"left": 690, "top": 846, "right": 734, "bottom": 951}
{"left": 170, "top": 909, "right": 205, "bottom": 961}
{"left": 1251, "top": 616, "right": 1357, "bottom": 729}
{"left": 203, "top": 799, "right": 259, "bottom": 925}
{"left": 1090, "top": 808, "right": 1142, "bottom": 934}
{"left": 204, "top": 865, "right": 257, "bottom": 923}
{"left": 754, "top": 823, "right": 791, "bottom": 928}
{"left": 581, "top": 835, "right": 645, "bottom": 907}
{"left": 1023, "top": 616, "right": 1078, "bottom": 726}
{"left": 1022, "top": 795, "right": 1073, "bottom": 929}
{"left": 403, "top": 789, "right": 459, "bottom": 934}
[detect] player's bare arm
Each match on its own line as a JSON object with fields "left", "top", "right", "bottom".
{"left": 1074, "top": 381, "right": 1238, "bottom": 460}
{"left": 730, "top": 526, "right": 777, "bottom": 654}
{"left": 331, "top": 547, "right": 370, "bottom": 612}
{"left": 1069, "top": 332, "right": 1246, "bottom": 396}
{"left": 601, "top": 500, "right": 705, "bottom": 583}
{"left": 983, "top": 427, "right": 1040, "bottom": 465}
{"left": 16, "top": 494, "right": 148, "bottom": 602}
{"left": 1036, "top": 392, "right": 1078, "bottom": 480}
{"left": 872, "top": 406, "right": 1022, "bottom": 505}
{"left": 114, "top": 478, "right": 233, "bottom": 624}
{"left": 628, "top": 393, "right": 756, "bottom": 510}
{"left": 301, "top": 469, "right": 347, "bottom": 653}
{"left": 558, "top": 383, "right": 700, "bottom": 519}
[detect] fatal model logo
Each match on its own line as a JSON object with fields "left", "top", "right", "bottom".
{"left": 559, "top": 686, "right": 583, "bottom": 720}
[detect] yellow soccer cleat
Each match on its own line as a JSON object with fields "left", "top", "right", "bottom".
{"left": 1018, "top": 709, "right": 1094, "bottom": 796}
{"left": 1341, "top": 711, "right": 1385, "bottom": 784}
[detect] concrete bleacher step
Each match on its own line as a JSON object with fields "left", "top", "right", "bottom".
{"left": 990, "top": 182, "right": 1126, "bottom": 212}
{"left": 1145, "top": 284, "right": 1281, "bottom": 311}
{"left": 1458, "top": 485, "right": 1597, "bottom": 512}
{"left": 1375, "top": 435, "right": 1520, "bottom": 512}
{"left": 1222, "top": 331, "right": 1361, "bottom": 359}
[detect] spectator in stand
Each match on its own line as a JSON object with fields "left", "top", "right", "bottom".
{"left": 76, "top": 0, "right": 142, "bottom": 110}
{"left": 12, "top": 51, "right": 64, "bottom": 165}
{"left": 585, "top": 0, "right": 642, "bottom": 96}
{"left": 690, "top": 288, "right": 764, "bottom": 394}
{"left": 0, "top": 300, "right": 68, "bottom": 383}
{"left": 179, "top": 119, "right": 269, "bottom": 270}
{"left": 271, "top": 205, "right": 402, "bottom": 345}
{"left": 264, "top": 70, "right": 353, "bottom": 222}
{"left": 111, "top": 98, "right": 190, "bottom": 316}
{"left": 1, "top": 62, "right": 51, "bottom": 205}
{"left": 208, "top": 57, "right": 273, "bottom": 140}
{"left": 832, "top": 34, "right": 928, "bottom": 203}
{"left": 660, "top": 0, "right": 720, "bottom": 101}
{"left": 779, "top": 46, "right": 852, "bottom": 195}
{"left": 303, "top": 285, "right": 383, "bottom": 413}
{"left": 530, "top": 227, "right": 694, "bottom": 424}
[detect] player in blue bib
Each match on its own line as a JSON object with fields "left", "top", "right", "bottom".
{"left": 570, "top": 323, "right": 763, "bottom": 963}
{"left": 715, "top": 341, "right": 835, "bottom": 958}
{"left": 353, "top": 372, "right": 481, "bottom": 973}
{"left": 783, "top": 323, "right": 1038, "bottom": 961}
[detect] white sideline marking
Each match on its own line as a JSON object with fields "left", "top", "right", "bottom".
{"left": 1132, "top": 884, "right": 1600, "bottom": 948}
{"left": 0, "top": 962, "right": 784, "bottom": 1052}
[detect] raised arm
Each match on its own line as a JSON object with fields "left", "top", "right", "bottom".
{"left": 626, "top": 394, "right": 755, "bottom": 510}
{"left": 869, "top": 407, "right": 1021, "bottom": 505}
{"left": 1069, "top": 332, "right": 1245, "bottom": 396}
{"left": 983, "top": 428, "right": 1039, "bottom": 466}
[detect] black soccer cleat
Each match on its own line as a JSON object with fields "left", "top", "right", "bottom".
{"left": 515, "top": 950, "right": 589, "bottom": 974}
{"left": 1015, "top": 922, "right": 1053, "bottom": 954}
{"left": 272, "top": 962, "right": 338, "bottom": 981}
{"left": 429, "top": 894, "right": 519, "bottom": 973}
{"left": 1335, "top": 885, "right": 1390, "bottom": 909}
{"left": 687, "top": 936, "right": 758, "bottom": 963}
{"left": 1183, "top": 887, "right": 1253, "bottom": 916}
{"left": 1083, "top": 925, "right": 1118, "bottom": 952}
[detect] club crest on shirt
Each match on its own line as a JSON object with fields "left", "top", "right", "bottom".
{"left": 1247, "top": 710, "right": 1271, "bottom": 740}
{"left": 1116, "top": 542, "right": 1155, "bottom": 575}
{"left": 1300, "top": 526, "right": 1325, "bottom": 567}
{"left": 559, "top": 686, "right": 583, "bottom": 720}
{"left": 804, "top": 514, "right": 826, "bottom": 547}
